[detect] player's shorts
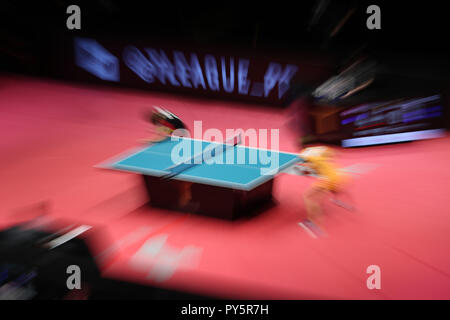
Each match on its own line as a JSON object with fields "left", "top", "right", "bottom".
{"left": 313, "top": 173, "right": 348, "bottom": 192}
{"left": 313, "top": 179, "right": 340, "bottom": 192}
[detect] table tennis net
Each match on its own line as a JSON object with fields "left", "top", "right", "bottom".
{"left": 162, "top": 134, "right": 242, "bottom": 179}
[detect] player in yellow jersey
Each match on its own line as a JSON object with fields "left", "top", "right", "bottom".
{"left": 297, "top": 146, "right": 351, "bottom": 236}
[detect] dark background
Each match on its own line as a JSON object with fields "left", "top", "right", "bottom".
{"left": 0, "top": 1, "right": 449, "bottom": 98}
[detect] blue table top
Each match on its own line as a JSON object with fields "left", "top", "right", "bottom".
{"left": 102, "top": 137, "right": 300, "bottom": 190}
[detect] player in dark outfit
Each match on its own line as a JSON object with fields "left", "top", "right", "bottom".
{"left": 142, "top": 106, "right": 189, "bottom": 143}
{"left": 142, "top": 106, "right": 193, "bottom": 209}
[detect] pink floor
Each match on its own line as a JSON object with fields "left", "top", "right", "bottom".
{"left": 1, "top": 75, "right": 450, "bottom": 299}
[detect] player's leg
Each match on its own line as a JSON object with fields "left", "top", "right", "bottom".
{"left": 303, "top": 184, "right": 327, "bottom": 224}
{"left": 329, "top": 174, "right": 355, "bottom": 211}
{"left": 178, "top": 182, "right": 193, "bottom": 208}
{"left": 299, "top": 185, "right": 328, "bottom": 237}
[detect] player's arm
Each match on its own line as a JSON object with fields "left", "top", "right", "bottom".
{"left": 297, "top": 151, "right": 323, "bottom": 176}
{"left": 139, "top": 135, "right": 169, "bottom": 144}
{"left": 139, "top": 124, "right": 172, "bottom": 144}
{"left": 299, "top": 163, "right": 317, "bottom": 175}
{"left": 294, "top": 157, "right": 317, "bottom": 176}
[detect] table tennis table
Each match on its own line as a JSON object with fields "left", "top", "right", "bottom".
{"left": 100, "top": 136, "right": 300, "bottom": 219}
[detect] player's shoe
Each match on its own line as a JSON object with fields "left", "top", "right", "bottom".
{"left": 330, "top": 197, "right": 355, "bottom": 211}
{"left": 298, "top": 219, "right": 327, "bottom": 238}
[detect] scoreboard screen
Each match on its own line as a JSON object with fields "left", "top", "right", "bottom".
{"left": 339, "top": 94, "right": 445, "bottom": 147}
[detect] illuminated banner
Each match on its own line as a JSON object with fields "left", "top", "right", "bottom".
{"left": 74, "top": 38, "right": 120, "bottom": 82}
{"left": 66, "top": 37, "right": 330, "bottom": 105}
{"left": 340, "top": 95, "right": 446, "bottom": 147}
